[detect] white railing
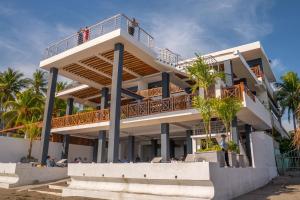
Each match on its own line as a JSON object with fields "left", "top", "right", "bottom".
{"left": 176, "top": 55, "right": 219, "bottom": 72}
{"left": 156, "top": 48, "right": 182, "bottom": 67}
{"left": 43, "top": 14, "right": 154, "bottom": 59}
{"left": 194, "top": 120, "right": 226, "bottom": 135}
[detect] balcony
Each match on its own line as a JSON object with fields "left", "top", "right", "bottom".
{"left": 42, "top": 14, "right": 181, "bottom": 67}
{"left": 222, "top": 82, "right": 272, "bottom": 129}
{"left": 51, "top": 94, "right": 194, "bottom": 129}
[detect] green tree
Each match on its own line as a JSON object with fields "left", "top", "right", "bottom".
{"left": 2, "top": 89, "right": 43, "bottom": 128}
{"left": 193, "top": 96, "right": 215, "bottom": 147}
{"left": 186, "top": 54, "right": 224, "bottom": 97}
{"left": 20, "top": 117, "right": 41, "bottom": 159}
{"left": 0, "top": 68, "right": 30, "bottom": 129}
{"left": 0, "top": 68, "right": 30, "bottom": 103}
{"left": 213, "top": 97, "right": 242, "bottom": 140}
{"left": 187, "top": 55, "right": 224, "bottom": 148}
{"left": 53, "top": 81, "right": 68, "bottom": 117}
{"left": 276, "top": 72, "right": 300, "bottom": 133}
{"left": 30, "top": 70, "right": 47, "bottom": 95}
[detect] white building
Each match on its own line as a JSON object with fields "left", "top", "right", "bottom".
{"left": 2, "top": 14, "right": 287, "bottom": 199}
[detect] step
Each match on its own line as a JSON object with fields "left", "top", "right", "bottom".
{"left": 29, "top": 186, "right": 62, "bottom": 196}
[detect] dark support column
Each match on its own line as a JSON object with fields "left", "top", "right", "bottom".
{"left": 231, "top": 117, "right": 239, "bottom": 145}
{"left": 40, "top": 67, "right": 58, "bottom": 165}
{"left": 61, "top": 98, "right": 73, "bottom": 160}
{"left": 170, "top": 139, "right": 175, "bottom": 159}
{"left": 97, "top": 131, "right": 106, "bottom": 163}
{"left": 107, "top": 43, "right": 124, "bottom": 163}
{"left": 245, "top": 124, "right": 252, "bottom": 166}
{"left": 162, "top": 72, "right": 170, "bottom": 99}
{"left": 93, "top": 139, "right": 98, "bottom": 162}
{"left": 161, "top": 72, "right": 170, "bottom": 162}
{"left": 151, "top": 139, "right": 158, "bottom": 158}
{"left": 101, "top": 87, "right": 109, "bottom": 109}
{"left": 96, "top": 87, "right": 109, "bottom": 163}
{"left": 161, "top": 123, "right": 170, "bottom": 162}
{"left": 127, "top": 136, "right": 135, "bottom": 162}
{"left": 224, "top": 60, "right": 239, "bottom": 144}
{"left": 186, "top": 130, "right": 193, "bottom": 155}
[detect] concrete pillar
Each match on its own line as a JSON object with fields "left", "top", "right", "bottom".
{"left": 161, "top": 72, "right": 170, "bottom": 162}
{"left": 186, "top": 130, "right": 193, "bottom": 155}
{"left": 245, "top": 124, "right": 252, "bottom": 166}
{"left": 108, "top": 43, "right": 124, "bottom": 163}
{"left": 224, "top": 60, "right": 234, "bottom": 86}
{"left": 170, "top": 139, "right": 175, "bottom": 159}
{"left": 61, "top": 97, "right": 73, "bottom": 160}
{"left": 40, "top": 67, "right": 58, "bottom": 165}
{"left": 161, "top": 123, "right": 170, "bottom": 162}
{"left": 231, "top": 117, "right": 239, "bottom": 145}
{"left": 127, "top": 136, "right": 135, "bottom": 162}
{"left": 96, "top": 87, "right": 109, "bottom": 163}
{"left": 97, "top": 131, "right": 106, "bottom": 163}
{"left": 93, "top": 139, "right": 98, "bottom": 162}
{"left": 151, "top": 139, "right": 158, "bottom": 158}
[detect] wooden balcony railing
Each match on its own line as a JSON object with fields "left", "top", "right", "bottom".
{"left": 51, "top": 94, "right": 194, "bottom": 129}
{"left": 251, "top": 65, "right": 263, "bottom": 78}
{"left": 221, "top": 82, "right": 256, "bottom": 102}
{"left": 137, "top": 84, "right": 184, "bottom": 98}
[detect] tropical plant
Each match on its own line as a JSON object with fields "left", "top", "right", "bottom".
{"left": 186, "top": 54, "right": 224, "bottom": 97}
{"left": 2, "top": 89, "right": 43, "bottom": 128}
{"left": 188, "top": 55, "right": 224, "bottom": 148}
{"left": 0, "top": 68, "right": 30, "bottom": 103}
{"left": 30, "top": 69, "right": 47, "bottom": 95}
{"left": 228, "top": 140, "right": 240, "bottom": 154}
{"left": 193, "top": 96, "right": 215, "bottom": 147}
{"left": 53, "top": 81, "right": 68, "bottom": 117}
{"left": 276, "top": 72, "right": 300, "bottom": 133}
{"left": 20, "top": 117, "right": 41, "bottom": 159}
{"left": 213, "top": 97, "right": 242, "bottom": 140}
{"left": 0, "top": 68, "right": 30, "bottom": 129}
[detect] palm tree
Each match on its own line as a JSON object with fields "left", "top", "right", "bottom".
{"left": 193, "top": 96, "right": 214, "bottom": 147}
{"left": 213, "top": 97, "right": 242, "bottom": 140}
{"left": 20, "top": 117, "right": 41, "bottom": 159}
{"left": 2, "top": 89, "right": 43, "bottom": 128}
{"left": 187, "top": 55, "right": 224, "bottom": 147}
{"left": 277, "top": 72, "right": 300, "bottom": 133}
{"left": 0, "top": 68, "right": 30, "bottom": 102}
{"left": 186, "top": 54, "right": 224, "bottom": 97}
{"left": 53, "top": 81, "right": 68, "bottom": 117}
{"left": 30, "top": 70, "right": 47, "bottom": 95}
{"left": 0, "top": 68, "right": 30, "bottom": 129}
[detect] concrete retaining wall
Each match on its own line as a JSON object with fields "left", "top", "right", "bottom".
{"left": 0, "top": 163, "right": 67, "bottom": 188}
{"left": 62, "top": 131, "right": 277, "bottom": 200}
{"left": 0, "top": 136, "right": 93, "bottom": 163}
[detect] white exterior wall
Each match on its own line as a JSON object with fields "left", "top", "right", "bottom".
{"left": 0, "top": 137, "right": 93, "bottom": 163}
{"left": 63, "top": 131, "right": 277, "bottom": 200}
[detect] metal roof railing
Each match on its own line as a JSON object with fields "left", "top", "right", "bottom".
{"left": 43, "top": 14, "right": 154, "bottom": 59}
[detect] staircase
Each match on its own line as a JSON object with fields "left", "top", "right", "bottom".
{"left": 25, "top": 179, "right": 69, "bottom": 197}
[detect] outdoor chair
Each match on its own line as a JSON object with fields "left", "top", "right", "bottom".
{"left": 151, "top": 157, "right": 162, "bottom": 163}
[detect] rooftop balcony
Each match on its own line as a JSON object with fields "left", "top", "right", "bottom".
{"left": 42, "top": 14, "right": 181, "bottom": 66}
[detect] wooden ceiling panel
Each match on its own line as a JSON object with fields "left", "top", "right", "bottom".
{"left": 72, "top": 87, "right": 99, "bottom": 99}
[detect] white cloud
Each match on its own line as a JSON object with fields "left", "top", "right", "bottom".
{"left": 0, "top": 5, "right": 76, "bottom": 79}
{"left": 142, "top": 0, "right": 274, "bottom": 58}
{"left": 271, "top": 58, "right": 286, "bottom": 72}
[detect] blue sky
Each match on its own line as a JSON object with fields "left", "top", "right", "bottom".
{"left": 0, "top": 0, "right": 299, "bottom": 130}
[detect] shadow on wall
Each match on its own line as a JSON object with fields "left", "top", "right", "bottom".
{"left": 0, "top": 136, "right": 93, "bottom": 163}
